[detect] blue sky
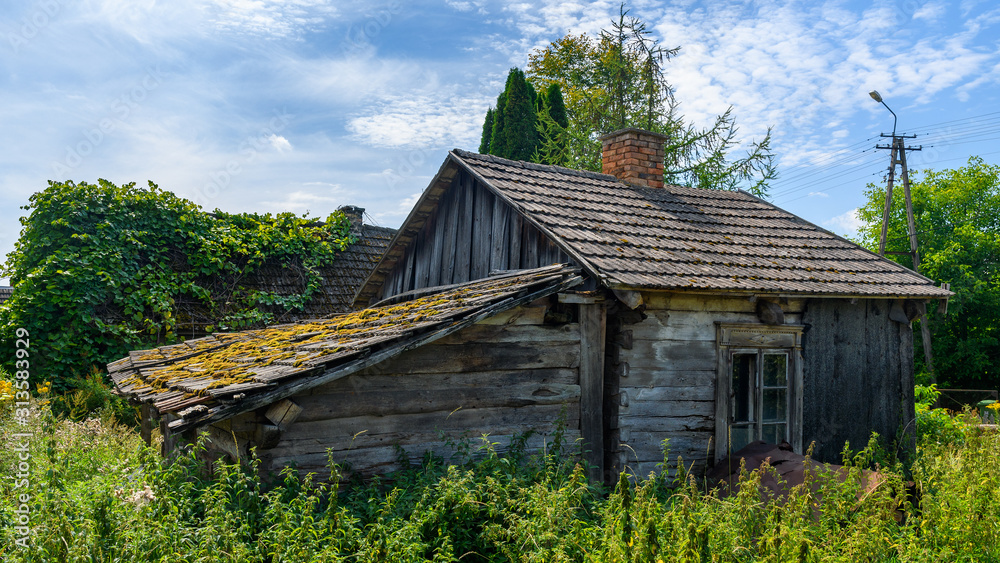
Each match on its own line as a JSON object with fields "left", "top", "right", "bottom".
{"left": 3, "top": 0, "right": 1000, "bottom": 285}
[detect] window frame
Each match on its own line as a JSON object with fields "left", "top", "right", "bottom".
{"left": 714, "top": 323, "right": 804, "bottom": 461}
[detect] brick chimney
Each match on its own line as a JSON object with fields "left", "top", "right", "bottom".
{"left": 599, "top": 128, "right": 667, "bottom": 189}
{"left": 337, "top": 205, "right": 364, "bottom": 230}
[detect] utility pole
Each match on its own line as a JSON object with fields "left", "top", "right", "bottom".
{"left": 869, "top": 91, "right": 935, "bottom": 382}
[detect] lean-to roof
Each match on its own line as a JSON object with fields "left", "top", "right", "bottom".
{"left": 109, "top": 264, "right": 582, "bottom": 431}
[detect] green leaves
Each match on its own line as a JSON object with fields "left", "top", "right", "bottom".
{"left": 857, "top": 156, "right": 1000, "bottom": 387}
{"left": 0, "top": 179, "right": 355, "bottom": 391}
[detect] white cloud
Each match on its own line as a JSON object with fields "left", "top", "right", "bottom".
{"left": 823, "top": 208, "right": 863, "bottom": 238}
{"left": 261, "top": 187, "right": 344, "bottom": 215}
{"left": 347, "top": 94, "right": 490, "bottom": 149}
{"left": 268, "top": 134, "right": 292, "bottom": 153}
{"left": 913, "top": 2, "right": 946, "bottom": 22}
{"left": 808, "top": 191, "right": 829, "bottom": 198}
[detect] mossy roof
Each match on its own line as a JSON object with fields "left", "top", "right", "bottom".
{"left": 108, "top": 264, "right": 582, "bottom": 433}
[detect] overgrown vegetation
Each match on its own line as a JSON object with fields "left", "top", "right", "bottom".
{"left": 2, "top": 382, "right": 999, "bottom": 562}
{"left": 0, "top": 179, "right": 355, "bottom": 391}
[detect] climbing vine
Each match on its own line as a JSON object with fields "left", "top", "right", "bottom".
{"left": 0, "top": 179, "right": 355, "bottom": 391}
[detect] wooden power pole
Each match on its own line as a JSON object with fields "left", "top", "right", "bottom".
{"left": 875, "top": 128, "right": 935, "bottom": 382}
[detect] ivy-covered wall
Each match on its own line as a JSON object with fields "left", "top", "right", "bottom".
{"left": 0, "top": 179, "right": 355, "bottom": 391}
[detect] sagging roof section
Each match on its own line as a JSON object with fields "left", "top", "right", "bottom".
{"left": 109, "top": 264, "right": 583, "bottom": 433}
{"left": 451, "top": 149, "right": 951, "bottom": 298}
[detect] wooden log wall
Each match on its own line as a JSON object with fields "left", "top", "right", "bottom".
{"left": 610, "top": 293, "right": 805, "bottom": 479}
{"left": 247, "top": 306, "right": 584, "bottom": 479}
{"left": 800, "top": 298, "right": 915, "bottom": 463}
{"left": 380, "top": 171, "right": 573, "bottom": 301}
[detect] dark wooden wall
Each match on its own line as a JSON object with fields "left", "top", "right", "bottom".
{"left": 801, "top": 298, "right": 915, "bottom": 463}
{"left": 253, "top": 306, "right": 583, "bottom": 478}
{"left": 379, "top": 170, "right": 573, "bottom": 302}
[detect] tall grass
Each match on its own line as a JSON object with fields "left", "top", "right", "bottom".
{"left": 2, "top": 394, "right": 1000, "bottom": 561}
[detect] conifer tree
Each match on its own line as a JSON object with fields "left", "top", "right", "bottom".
{"left": 485, "top": 68, "right": 540, "bottom": 161}
{"left": 479, "top": 107, "right": 494, "bottom": 153}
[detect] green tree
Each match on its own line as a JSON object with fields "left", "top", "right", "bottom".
{"left": 488, "top": 68, "right": 540, "bottom": 161}
{"left": 479, "top": 107, "right": 494, "bottom": 154}
{"left": 0, "top": 180, "right": 354, "bottom": 391}
{"left": 856, "top": 156, "right": 1000, "bottom": 388}
{"left": 525, "top": 6, "right": 776, "bottom": 195}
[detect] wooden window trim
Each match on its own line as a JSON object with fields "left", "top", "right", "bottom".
{"left": 714, "top": 323, "right": 804, "bottom": 461}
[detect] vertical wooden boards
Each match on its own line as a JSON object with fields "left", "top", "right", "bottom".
{"left": 427, "top": 205, "right": 445, "bottom": 287}
{"left": 523, "top": 220, "right": 539, "bottom": 269}
{"left": 471, "top": 182, "right": 493, "bottom": 280}
{"left": 579, "top": 302, "right": 607, "bottom": 482}
{"left": 491, "top": 196, "right": 511, "bottom": 272}
{"left": 801, "top": 298, "right": 910, "bottom": 463}
{"left": 413, "top": 221, "right": 430, "bottom": 290}
{"left": 439, "top": 185, "right": 459, "bottom": 285}
{"left": 453, "top": 172, "right": 474, "bottom": 284}
{"left": 509, "top": 212, "right": 522, "bottom": 270}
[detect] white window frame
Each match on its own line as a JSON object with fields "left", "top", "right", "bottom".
{"left": 714, "top": 323, "right": 804, "bottom": 461}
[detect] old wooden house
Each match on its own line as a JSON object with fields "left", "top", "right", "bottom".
{"left": 111, "top": 129, "right": 951, "bottom": 482}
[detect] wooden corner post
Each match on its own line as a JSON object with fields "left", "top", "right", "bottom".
{"left": 578, "top": 299, "right": 607, "bottom": 483}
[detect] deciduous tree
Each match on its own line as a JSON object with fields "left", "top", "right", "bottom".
{"left": 856, "top": 156, "right": 1000, "bottom": 388}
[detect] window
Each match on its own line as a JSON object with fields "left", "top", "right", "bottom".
{"left": 715, "top": 324, "right": 803, "bottom": 460}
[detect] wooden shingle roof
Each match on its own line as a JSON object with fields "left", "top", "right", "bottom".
{"left": 450, "top": 149, "right": 951, "bottom": 298}
{"left": 109, "top": 264, "right": 583, "bottom": 431}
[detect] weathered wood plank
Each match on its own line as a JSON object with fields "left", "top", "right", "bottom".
{"left": 622, "top": 368, "right": 715, "bottom": 389}
{"left": 263, "top": 430, "right": 583, "bottom": 478}
{"left": 401, "top": 241, "right": 416, "bottom": 293}
{"left": 427, "top": 205, "right": 445, "bottom": 287}
{"left": 435, "top": 322, "right": 578, "bottom": 345}
{"left": 309, "top": 368, "right": 580, "bottom": 396}
{"left": 509, "top": 212, "right": 522, "bottom": 269}
{"left": 621, "top": 339, "right": 717, "bottom": 371}
{"left": 643, "top": 293, "right": 807, "bottom": 314}
{"left": 439, "top": 184, "right": 459, "bottom": 285}
{"left": 474, "top": 304, "right": 546, "bottom": 326}
{"left": 618, "top": 399, "right": 713, "bottom": 418}
{"left": 522, "top": 220, "right": 539, "bottom": 269}
{"left": 264, "top": 399, "right": 303, "bottom": 428}
{"left": 453, "top": 172, "right": 474, "bottom": 284}
{"left": 620, "top": 385, "right": 714, "bottom": 402}
{"left": 140, "top": 403, "right": 152, "bottom": 446}
{"left": 618, "top": 415, "right": 714, "bottom": 433}
{"left": 276, "top": 404, "right": 578, "bottom": 447}
{"left": 629, "top": 309, "right": 801, "bottom": 343}
{"left": 619, "top": 430, "right": 714, "bottom": 463}
{"left": 490, "top": 195, "right": 510, "bottom": 272}
{"left": 360, "top": 341, "right": 581, "bottom": 375}
{"left": 293, "top": 382, "right": 580, "bottom": 421}
{"left": 471, "top": 182, "right": 493, "bottom": 280}
{"left": 579, "top": 302, "right": 607, "bottom": 482}
{"left": 413, "top": 218, "right": 431, "bottom": 290}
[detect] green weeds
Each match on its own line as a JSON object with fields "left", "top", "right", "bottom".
{"left": 2, "top": 398, "right": 1000, "bottom": 561}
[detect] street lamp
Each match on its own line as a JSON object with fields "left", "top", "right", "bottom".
{"left": 869, "top": 90, "right": 897, "bottom": 137}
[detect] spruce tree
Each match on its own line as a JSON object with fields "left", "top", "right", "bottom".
{"left": 479, "top": 107, "right": 494, "bottom": 154}
{"left": 488, "top": 68, "right": 539, "bottom": 161}
{"left": 488, "top": 91, "right": 507, "bottom": 157}
{"left": 545, "top": 83, "right": 569, "bottom": 128}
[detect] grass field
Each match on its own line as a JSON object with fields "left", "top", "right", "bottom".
{"left": 1, "top": 384, "right": 999, "bottom": 562}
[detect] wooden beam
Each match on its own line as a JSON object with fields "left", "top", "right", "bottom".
{"left": 140, "top": 403, "right": 152, "bottom": 447}
{"left": 579, "top": 301, "right": 607, "bottom": 483}
{"left": 264, "top": 399, "right": 304, "bottom": 429}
